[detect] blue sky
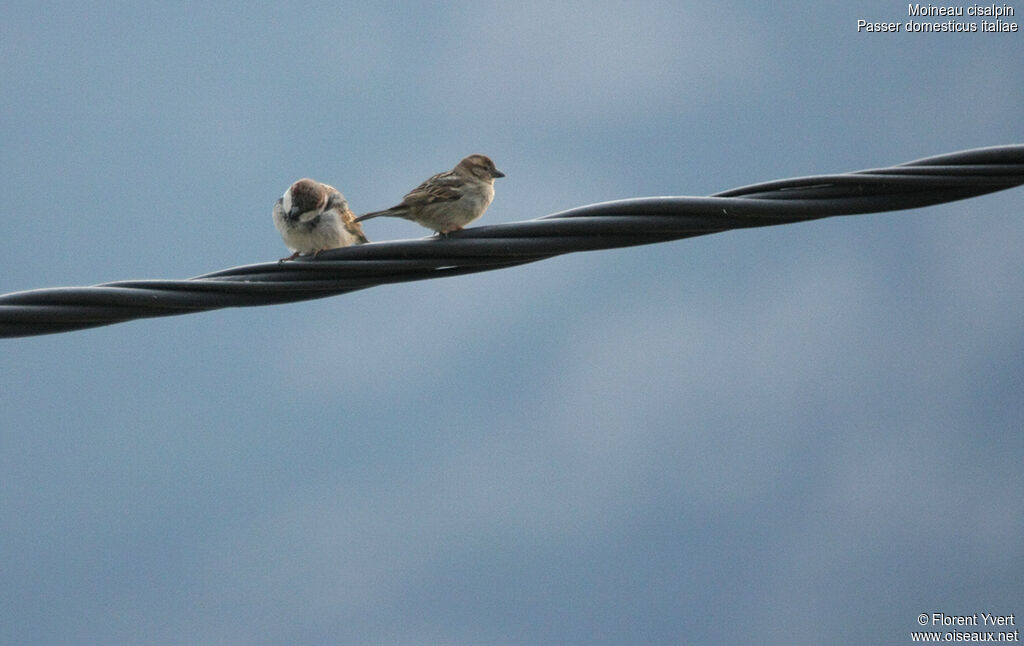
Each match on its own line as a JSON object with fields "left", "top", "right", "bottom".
{"left": 1, "top": 2, "right": 1022, "bottom": 644}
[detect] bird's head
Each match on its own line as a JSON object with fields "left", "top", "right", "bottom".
{"left": 458, "top": 154, "right": 505, "bottom": 181}
{"left": 281, "top": 178, "right": 329, "bottom": 220}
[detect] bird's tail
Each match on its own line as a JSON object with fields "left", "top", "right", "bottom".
{"left": 355, "top": 208, "right": 401, "bottom": 223}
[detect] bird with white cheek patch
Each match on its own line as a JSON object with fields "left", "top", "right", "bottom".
{"left": 355, "top": 154, "right": 505, "bottom": 235}
{"left": 273, "top": 178, "right": 368, "bottom": 262}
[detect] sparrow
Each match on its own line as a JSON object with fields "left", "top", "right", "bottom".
{"left": 355, "top": 154, "right": 505, "bottom": 234}
{"left": 273, "top": 178, "right": 368, "bottom": 262}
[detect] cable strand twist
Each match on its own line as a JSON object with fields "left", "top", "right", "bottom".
{"left": 2, "top": 144, "right": 1022, "bottom": 338}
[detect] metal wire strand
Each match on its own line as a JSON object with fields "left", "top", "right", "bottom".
{"left": 2, "top": 144, "right": 1022, "bottom": 338}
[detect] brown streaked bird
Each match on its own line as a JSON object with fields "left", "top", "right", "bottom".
{"left": 273, "top": 178, "right": 368, "bottom": 262}
{"left": 355, "top": 154, "right": 504, "bottom": 234}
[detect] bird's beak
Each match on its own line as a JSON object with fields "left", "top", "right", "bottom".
{"left": 492, "top": 169, "right": 506, "bottom": 178}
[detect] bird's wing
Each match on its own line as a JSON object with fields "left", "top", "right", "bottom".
{"left": 322, "top": 184, "right": 349, "bottom": 213}
{"left": 339, "top": 209, "right": 369, "bottom": 243}
{"left": 323, "top": 186, "right": 369, "bottom": 243}
{"left": 402, "top": 171, "right": 464, "bottom": 206}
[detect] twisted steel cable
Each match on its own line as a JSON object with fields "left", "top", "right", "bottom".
{"left": 2, "top": 144, "right": 1023, "bottom": 339}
